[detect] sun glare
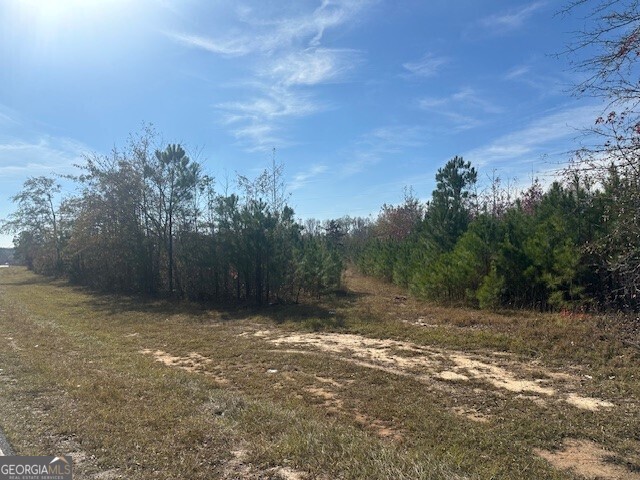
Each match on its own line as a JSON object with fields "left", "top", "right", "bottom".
{"left": 14, "top": 0, "right": 130, "bottom": 38}
{"left": 5, "top": 0, "right": 139, "bottom": 62}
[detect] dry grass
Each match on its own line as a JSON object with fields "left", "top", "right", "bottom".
{"left": 0, "top": 267, "right": 638, "bottom": 479}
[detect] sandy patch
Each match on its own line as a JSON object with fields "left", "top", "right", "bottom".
{"left": 303, "top": 386, "right": 344, "bottom": 413}
{"left": 565, "top": 394, "right": 615, "bottom": 411}
{"left": 268, "top": 332, "right": 437, "bottom": 372}
{"left": 449, "top": 354, "right": 555, "bottom": 396}
{"left": 139, "top": 349, "right": 212, "bottom": 372}
{"left": 438, "top": 371, "right": 470, "bottom": 381}
{"left": 139, "top": 349, "right": 228, "bottom": 385}
{"left": 314, "top": 375, "right": 344, "bottom": 388}
{"left": 262, "top": 331, "right": 614, "bottom": 411}
{"left": 354, "top": 412, "right": 403, "bottom": 441}
{"left": 304, "top": 386, "right": 339, "bottom": 401}
{"left": 223, "top": 448, "right": 308, "bottom": 480}
{"left": 92, "top": 469, "right": 123, "bottom": 479}
{"left": 536, "top": 439, "right": 640, "bottom": 479}
{"left": 274, "top": 467, "right": 307, "bottom": 480}
{"left": 451, "top": 406, "right": 490, "bottom": 423}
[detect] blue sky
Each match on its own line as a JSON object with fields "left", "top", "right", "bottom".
{"left": 0, "top": 0, "right": 603, "bottom": 247}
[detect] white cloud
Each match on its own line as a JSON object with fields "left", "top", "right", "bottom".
{"left": 0, "top": 104, "right": 22, "bottom": 127}
{"left": 289, "top": 164, "right": 328, "bottom": 191}
{"left": 216, "top": 86, "right": 324, "bottom": 150}
{"left": 340, "top": 125, "right": 430, "bottom": 176}
{"left": 480, "top": 1, "right": 546, "bottom": 33}
{"left": 267, "top": 48, "right": 361, "bottom": 86}
{"left": 168, "top": 1, "right": 372, "bottom": 152}
{"left": 362, "top": 125, "right": 429, "bottom": 151}
{"left": 167, "top": 0, "right": 371, "bottom": 57}
{"left": 418, "top": 87, "right": 501, "bottom": 131}
{"left": 402, "top": 53, "right": 449, "bottom": 78}
{"left": 464, "top": 104, "right": 601, "bottom": 167}
{"left": 165, "top": 32, "right": 251, "bottom": 57}
{"left": 450, "top": 87, "right": 503, "bottom": 114}
{"left": 230, "top": 124, "right": 283, "bottom": 152}
{"left": 504, "top": 63, "right": 567, "bottom": 96}
{"left": 0, "top": 136, "right": 87, "bottom": 177}
{"left": 505, "top": 65, "right": 531, "bottom": 80}
{"left": 438, "top": 111, "right": 483, "bottom": 131}
{"left": 261, "top": 0, "right": 371, "bottom": 50}
{"left": 218, "top": 88, "right": 320, "bottom": 121}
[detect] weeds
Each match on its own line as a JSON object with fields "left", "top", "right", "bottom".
{"left": 0, "top": 267, "right": 638, "bottom": 479}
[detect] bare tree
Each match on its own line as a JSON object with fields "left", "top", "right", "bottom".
{"left": 562, "top": 0, "right": 640, "bottom": 308}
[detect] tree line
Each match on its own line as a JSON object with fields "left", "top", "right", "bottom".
{"left": 347, "top": 155, "right": 639, "bottom": 312}
{"left": 2, "top": 130, "right": 342, "bottom": 303}
{"left": 349, "top": 0, "right": 640, "bottom": 313}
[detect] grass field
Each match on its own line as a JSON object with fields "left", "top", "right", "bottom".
{"left": 0, "top": 267, "right": 638, "bottom": 479}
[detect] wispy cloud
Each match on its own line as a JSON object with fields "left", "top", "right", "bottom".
{"left": 216, "top": 86, "right": 323, "bottom": 151}
{"left": 289, "top": 164, "right": 328, "bottom": 191}
{"left": 449, "top": 87, "right": 503, "bottom": 114}
{"left": 167, "top": 1, "right": 372, "bottom": 151}
{"left": 167, "top": 0, "right": 371, "bottom": 57}
{"left": 504, "top": 63, "right": 567, "bottom": 96}
{"left": 464, "top": 104, "right": 601, "bottom": 167}
{"left": 341, "top": 125, "right": 430, "bottom": 176}
{"left": 418, "top": 87, "right": 502, "bottom": 131}
{"left": 0, "top": 136, "right": 88, "bottom": 177}
{"left": 165, "top": 32, "right": 251, "bottom": 57}
{"left": 359, "top": 125, "right": 429, "bottom": 151}
{"left": 218, "top": 88, "right": 320, "bottom": 121}
{"left": 267, "top": 48, "right": 361, "bottom": 86}
{"left": 480, "top": 1, "right": 546, "bottom": 33}
{"left": 0, "top": 104, "right": 22, "bottom": 127}
{"left": 505, "top": 65, "right": 531, "bottom": 80}
{"left": 402, "top": 53, "right": 449, "bottom": 78}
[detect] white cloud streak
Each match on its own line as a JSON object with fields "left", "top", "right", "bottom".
{"left": 402, "top": 53, "right": 449, "bottom": 78}
{"left": 480, "top": 1, "right": 546, "bottom": 33}
{"left": 340, "top": 125, "right": 430, "bottom": 177}
{"left": 464, "top": 104, "right": 601, "bottom": 167}
{"left": 216, "top": 86, "right": 323, "bottom": 150}
{"left": 0, "top": 136, "right": 88, "bottom": 177}
{"left": 289, "top": 164, "right": 328, "bottom": 191}
{"left": 504, "top": 63, "right": 568, "bottom": 96}
{"left": 165, "top": 32, "right": 251, "bottom": 56}
{"left": 267, "top": 48, "right": 361, "bottom": 86}
{"left": 167, "top": 1, "right": 372, "bottom": 151}
{"left": 167, "top": 0, "right": 371, "bottom": 57}
{"left": 418, "top": 87, "right": 502, "bottom": 131}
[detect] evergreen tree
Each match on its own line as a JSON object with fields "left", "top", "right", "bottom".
{"left": 424, "top": 156, "right": 477, "bottom": 252}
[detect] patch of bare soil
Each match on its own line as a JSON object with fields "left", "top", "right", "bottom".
{"left": 260, "top": 331, "right": 615, "bottom": 412}
{"left": 302, "top": 382, "right": 403, "bottom": 441}
{"left": 222, "top": 448, "right": 308, "bottom": 480}
{"left": 353, "top": 411, "right": 403, "bottom": 441}
{"left": 536, "top": 439, "right": 640, "bottom": 480}
{"left": 139, "top": 349, "right": 229, "bottom": 385}
{"left": 450, "top": 406, "right": 490, "bottom": 423}
{"left": 565, "top": 394, "right": 615, "bottom": 411}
